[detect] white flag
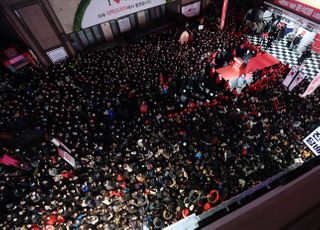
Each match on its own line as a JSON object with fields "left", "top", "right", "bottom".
{"left": 300, "top": 73, "right": 320, "bottom": 98}
{"left": 51, "top": 137, "right": 71, "bottom": 153}
{"left": 283, "top": 65, "right": 299, "bottom": 87}
{"left": 288, "top": 72, "right": 306, "bottom": 91}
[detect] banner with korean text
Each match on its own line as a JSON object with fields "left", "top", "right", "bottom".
{"left": 79, "top": 0, "right": 166, "bottom": 29}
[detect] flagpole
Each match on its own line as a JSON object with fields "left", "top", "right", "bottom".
{"left": 220, "top": 0, "right": 229, "bottom": 30}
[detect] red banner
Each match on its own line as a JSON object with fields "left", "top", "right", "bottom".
{"left": 220, "top": 0, "right": 229, "bottom": 30}
{"left": 274, "top": 0, "right": 320, "bottom": 23}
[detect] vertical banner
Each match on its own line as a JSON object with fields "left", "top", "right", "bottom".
{"left": 220, "top": 0, "right": 229, "bottom": 30}
{"left": 288, "top": 72, "right": 306, "bottom": 91}
{"left": 283, "top": 65, "right": 299, "bottom": 87}
{"left": 299, "top": 73, "right": 320, "bottom": 98}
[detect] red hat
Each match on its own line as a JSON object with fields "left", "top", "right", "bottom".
{"left": 182, "top": 208, "right": 189, "bottom": 217}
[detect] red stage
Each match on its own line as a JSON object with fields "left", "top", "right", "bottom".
{"left": 216, "top": 52, "right": 280, "bottom": 81}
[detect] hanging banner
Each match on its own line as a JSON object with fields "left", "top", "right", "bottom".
{"left": 283, "top": 65, "right": 299, "bottom": 87}
{"left": 181, "top": 1, "right": 201, "bottom": 17}
{"left": 58, "top": 148, "right": 76, "bottom": 167}
{"left": 288, "top": 72, "right": 306, "bottom": 91}
{"left": 299, "top": 73, "right": 320, "bottom": 97}
{"left": 220, "top": 0, "right": 229, "bottom": 30}
{"left": 303, "top": 126, "right": 320, "bottom": 156}
{"left": 78, "top": 0, "right": 166, "bottom": 30}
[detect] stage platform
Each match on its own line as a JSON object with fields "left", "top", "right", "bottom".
{"left": 216, "top": 52, "right": 280, "bottom": 82}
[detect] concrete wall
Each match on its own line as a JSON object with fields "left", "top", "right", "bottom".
{"left": 17, "top": 4, "right": 60, "bottom": 50}
{"left": 48, "top": 0, "right": 81, "bottom": 34}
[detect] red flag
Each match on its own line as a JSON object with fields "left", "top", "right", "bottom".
{"left": 0, "top": 154, "right": 19, "bottom": 167}
{"left": 140, "top": 102, "right": 148, "bottom": 113}
{"left": 220, "top": 0, "right": 229, "bottom": 30}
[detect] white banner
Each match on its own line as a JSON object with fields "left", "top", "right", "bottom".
{"left": 288, "top": 72, "right": 306, "bottom": 91}
{"left": 82, "top": 0, "right": 166, "bottom": 29}
{"left": 303, "top": 126, "right": 320, "bottom": 156}
{"left": 300, "top": 73, "right": 320, "bottom": 98}
{"left": 283, "top": 65, "right": 299, "bottom": 87}
{"left": 181, "top": 1, "right": 201, "bottom": 17}
{"left": 58, "top": 148, "right": 76, "bottom": 167}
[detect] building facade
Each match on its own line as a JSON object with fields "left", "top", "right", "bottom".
{"left": 0, "top": 0, "right": 211, "bottom": 67}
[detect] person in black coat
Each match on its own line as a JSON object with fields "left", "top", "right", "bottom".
{"left": 298, "top": 46, "right": 312, "bottom": 65}
{"left": 291, "top": 34, "right": 303, "bottom": 51}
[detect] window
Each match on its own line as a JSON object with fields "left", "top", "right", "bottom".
{"left": 92, "top": 25, "right": 103, "bottom": 43}
{"left": 129, "top": 14, "right": 137, "bottom": 29}
{"left": 84, "top": 27, "right": 95, "bottom": 45}
{"left": 155, "top": 6, "right": 160, "bottom": 19}
{"left": 149, "top": 8, "right": 156, "bottom": 20}
{"left": 145, "top": 9, "right": 150, "bottom": 24}
{"left": 161, "top": 5, "right": 166, "bottom": 17}
{"left": 77, "top": 30, "right": 89, "bottom": 47}
{"left": 70, "top": 33, "right": 83, "bottom": 51}
{"left": 110, "top": 20, "right": 120, "bottom": 37}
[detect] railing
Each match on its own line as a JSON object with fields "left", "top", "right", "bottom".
{"left": 163, "top": 155, "right": 320, "bottom": 229}
{"left": 196, "top": 155, "right": 320, "bottom": 228}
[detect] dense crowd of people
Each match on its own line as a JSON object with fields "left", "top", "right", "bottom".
{"left": 0, "top": 1, "right": 318, "bottom": 229}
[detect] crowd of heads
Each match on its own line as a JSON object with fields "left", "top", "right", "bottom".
{"left": 0, "top": 1, "right": 318, "bottom": 229}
